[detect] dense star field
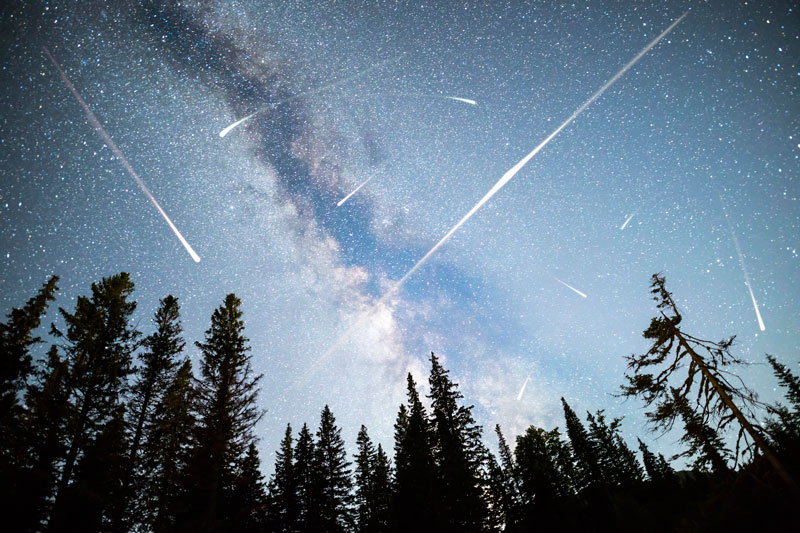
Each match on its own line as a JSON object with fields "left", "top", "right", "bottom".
{"left": 1, "top": 0, "right": 797, "bottom": 472}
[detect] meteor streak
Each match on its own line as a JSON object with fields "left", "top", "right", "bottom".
{"left": 516, "top": 376, "right": 531, "bottom": 401}
{"left": 337, "top": 174, "right": 375, "bottom": 207}
{"left": 620, "top": 213, "right": 635, "bottom": 230}
{"left": 301, "top": 13, "right": 686, "bottom": 382}
{"left": 43, "top": 47, "right": 201, "bottom": 263}
{"left": 719, "top": 194, "right": 766, "bottom": 331}
{"left": 219, "top": 54, "right": 404, "bottom": 138}
{"left": 446, "top": 96, "right": 477, "bottom": 105}
{"left": 553, "top": 277, "right": 588, "bottom": 298}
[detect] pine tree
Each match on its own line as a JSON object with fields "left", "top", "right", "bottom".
{"left": 311, "top": 405, "right": 354, "bottom": 533}
{"left": 294, "top": 423, "right": 316, "bottom": 533}
{"left": 765, "top": 355, "right": 800, "bottom": 454}
{"left": 391, "top": 374, "right": 436, "bottom": 532}
{"left": 118, "top": 295, "right": 185, "bottom": 530}
{"left": 143, "top": 359, "right": 196, "bottom": 532}
{"left": 427, "top": 353, "right": 488, "bottom": 532}
{"left": 178, "top": 293, "right": 263, "bottom": 532}
{"left": 49, "top": 273, "right": 140, "bottom": 531}
{"left": 266, "top": 423, "right": 298, "bottom": 532}
{"left": 620, "top": 274, "right": 792, "bottom": 487}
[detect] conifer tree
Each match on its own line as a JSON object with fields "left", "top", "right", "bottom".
{"left": 671, "top": 389, "right": 731, "bottom": 474}
{"left": 371, "top": 444, "right": 392, "bottom": 532}
{"left": 637, "top": 439, "right": 676, "bottom": 484}
{"left": 229, "top": 442, "right": 268, "bottom": 532}
{"left": 0, "top": 276, "right": 59, "bottom": 532}
{"left": 585, "top": 410, "right": 643, "bottom": 487}
{"left": 620, "top": 274, "right": 793, "bottom": 488}
{"left": 493, "top": 425, "right": 522, "bottom": 527}
{"left": 118, "top": 295, "right": 185, "bottom": 530}
{"left": 514, "top": 425, "right": 575, "bottom": 506}
{"left": 354, "top": 425, "right": 377, "bottom": 532}
{"left": 427, "top": 353, "right": 488, "bottom": 532}
{"left": 391, "top": 374, "right": 436, "bottom": 531}
{"left": 561, "top": 398, "right": 603, "bottom": 491}
{"left": 765, "top": 355, "right": 800, "bottom": 453}
{"left": 178, "top": 293, "right": 263, "bottom": 532}
{"left": 49, "top": 273, "right": 140, "bottom": 530}
{"left": 143, "top": 359, "right": 196, "bottom": 532}
{"left": 311, "top": 405, "right": 354, "bottom": 533}
{"left": 267, "top": 423, "right": 297, "bottom": 532}
{"left": 0, "top": 275, "right": 59, "bottom": 422}
{"left": 294, "top": 423, "right": 317, "bottom": 533}
{"left": 16, "top": 346, "right": 72, "bottom": 532}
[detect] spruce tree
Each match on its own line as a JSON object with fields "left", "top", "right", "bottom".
{"left": 585, "top": 410, "right": 643, "bottom": 487}
{"left": 143, "top": 359, "right": 196, "bottom": 532}
{"left": 0, "top": 276, "right": 59, "bottom": 532}
{"left": 514, "top": 425, "right": 575, "bottom": 506}
{"left": 561, "top": 398, "right": 602, "bottom": 491}
{"left": 178, "top": 293, "right": 263, "bottom": 532}
{"left": 49, "top": 273, "right": 140, "bottom": 531}
{"left": 294, "top": 423, "right": 316, "bottom": 533}
{"left": 427, "top": 353, "right": 488, "bottom": 532}
{"left": 493, "top": 425, "right": 522, "bottom": 528}
{"left": 671, "top": 389, "right": 731, "bottom": 474}
{"left": 266, "top": 423, "right": 298, "bottom": 532}
{"left": 118, "top": 295, "right": 185, "bottom": 530}
{"left": 229, "top": 442, "right": 268, "bottom": 532}
{"left": 354, "top": 425, "right": 377, "bottom": 532}
{"left": 765, "top": 355, "right": 800, "bottom": 454}
{"left": 391, "top": 374, "right": 436, "bottom": 531}
{"left": 371, "top": 444, "right": 392, "bottom": 532}
{"left": 637, "top": 439, "right": 676, "bottom": 484}
{"left": 311, "top": 405, "right": 354, "bottom": 533}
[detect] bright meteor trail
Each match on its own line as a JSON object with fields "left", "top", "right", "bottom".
{"left": 337, "top": 174, "right": 375, "bottom": 207}
{"left": 621, "top": 213, "right": 635, "bottom": 230}
{"left": 43, "top": 47, "right": 201, "bottom": 263}
{"left": 516, "top": 376, "right": 531, "bottom": 401}
{"left": 446, "top": 96, "right": 477, "bottom": 105}
{"left": 302, "top": 13, "right": 686, "bottom": 382}
{"left": 554, "top": 277, "right": 588, "bottom": 299}
{"left": 220, "top": 54, "right": 404, "bottom": 138}
{"left": 719, "top": 193, "right": 766, "bottom": 331}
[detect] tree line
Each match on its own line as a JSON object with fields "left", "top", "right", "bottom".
{"left": 0, "top": 272, "right": 797, "bottom": 532}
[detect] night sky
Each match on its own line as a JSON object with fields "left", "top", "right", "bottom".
{"left": 1, "top": 1, "right": 798, "bottom": 468}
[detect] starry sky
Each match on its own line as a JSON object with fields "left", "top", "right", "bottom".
{"left": 1, "top": 0, "right": 798, "bottom": 468}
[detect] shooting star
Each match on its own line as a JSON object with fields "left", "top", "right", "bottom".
{"left": 298, "top": 12, "right": 686, "bottom": 384}
{"left": 337, "top": 174, "right": 375, "bottom": 207}
{"left": 553, "top": 277, "right": 588, "bottom": 298}
{"left": 220, "top": 54, "right": 404, "bottom": 138}
{"left": 446, "top": 96, "right": 477, "bottom": 105}
{"left": 620, "top": 213, "right": 635, "bottom": 230}
{"left": 719, "top": 193, "right": 766, "bottom": 331}
{"left": 516, "top": 376, "right": 531, "bottom": 401}
{"left": 43, "top": 47, "right": 201, "bottom": 263}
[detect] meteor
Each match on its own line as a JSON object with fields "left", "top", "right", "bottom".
{"left": 516, "top": 376, "right": 531, "bottom": 401}
{"left": 301, "top": 13, "right": 686, "bottom": 382}
{"left": 620, "top": 213, "right": 635, "bottom": 230}
{"left": 719, "top": 193, "right": 766, "bottom": 331}
{"left": 553, "top": 277, "right": 588, "bottom": 298}
{"left": 219, "top": 54, "right": 404, "bottom": 138}
{"left": 446, "top": 96, "right": 477, "bottom": 105}
{"left": 43, "top": 47, "right": 201, "bottom": 263}
{"left": 337, "top": 174, "right": 375, "bottom": 207}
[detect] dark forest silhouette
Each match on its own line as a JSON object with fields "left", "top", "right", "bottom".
{"left": 0, "top": 273, "right": 797, "bottom": 532}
